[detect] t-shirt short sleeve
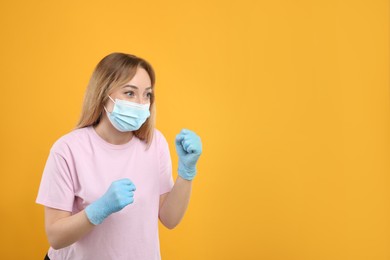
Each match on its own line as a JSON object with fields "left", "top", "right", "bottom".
{"left": 36, "top": 149, "right": 75, "bottom": 212}
{"left": 157, "top": 131, "right": 174, "bottom": 195}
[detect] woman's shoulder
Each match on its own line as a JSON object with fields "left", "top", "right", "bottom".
{"left": 50, "top": 127, "right": 90, "bottom": 154}
{"left": 152, "top": 128, "right": 169, "bottom": 145}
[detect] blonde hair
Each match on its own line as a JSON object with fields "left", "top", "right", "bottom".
{"left": 76, "top": 52, "right": 156, "bottom": 149}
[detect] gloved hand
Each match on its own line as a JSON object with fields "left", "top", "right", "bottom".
{"left": 85, "top": 178, "right": 136, "bottom": 225}
{"left": 175, "top": 129, "right": 202, "bottom": 180}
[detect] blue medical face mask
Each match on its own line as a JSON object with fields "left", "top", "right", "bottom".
{"left": 104, "top": 95, "right": 150, "bottom": 132}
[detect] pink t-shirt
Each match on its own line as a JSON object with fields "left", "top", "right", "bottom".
{"left": 36, "top": 126, "right": 174, "bottom": 260}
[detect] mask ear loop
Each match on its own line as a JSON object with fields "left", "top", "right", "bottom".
{"left": 104, "top": 95, "right": 116, "bottom": 114}
{"left": 108, "top": 95, "right": 116, "bottom": 104}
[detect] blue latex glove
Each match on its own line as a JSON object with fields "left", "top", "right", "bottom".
{"left": 85, "top": 178, "right": 136, "bottom": 225}
{"left": 175, "top": 129, "right": 202, "bottom": 180}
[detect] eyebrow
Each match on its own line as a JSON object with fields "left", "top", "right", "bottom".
{"left": 122, "top": 84, "right": 152, "bottom": 90}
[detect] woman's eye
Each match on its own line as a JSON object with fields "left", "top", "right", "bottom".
{"left": 146, "top": 92, "right": 153, "bottom": 98}
{"left": 125, "top": 91, "right": 134, "bottom": 97}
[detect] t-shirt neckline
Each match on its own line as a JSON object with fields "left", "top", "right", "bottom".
{"left": 88, "top": 126, "right": 137, "bottom": 150}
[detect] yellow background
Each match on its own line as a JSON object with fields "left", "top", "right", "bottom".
{"left": 0, "top": 0, "right": 389, "bottom": 259}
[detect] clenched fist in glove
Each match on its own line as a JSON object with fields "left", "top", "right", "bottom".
{"left": 175, "top": 129, "right": 202, "bottom": 181}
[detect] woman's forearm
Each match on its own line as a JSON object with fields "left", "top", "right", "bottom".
{"left": 159, "top": 176, "right": 193, "bottom": 229}
{"left": 45, "top": 208, "right": 95, "bottom": 249}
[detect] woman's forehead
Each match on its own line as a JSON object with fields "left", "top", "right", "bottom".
{"left": 125, "top": 67, "right": 152, "bottom": 88}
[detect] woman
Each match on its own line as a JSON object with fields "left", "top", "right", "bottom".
{"left": 36, "top": 52, "right": 202, "bottom": 259}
